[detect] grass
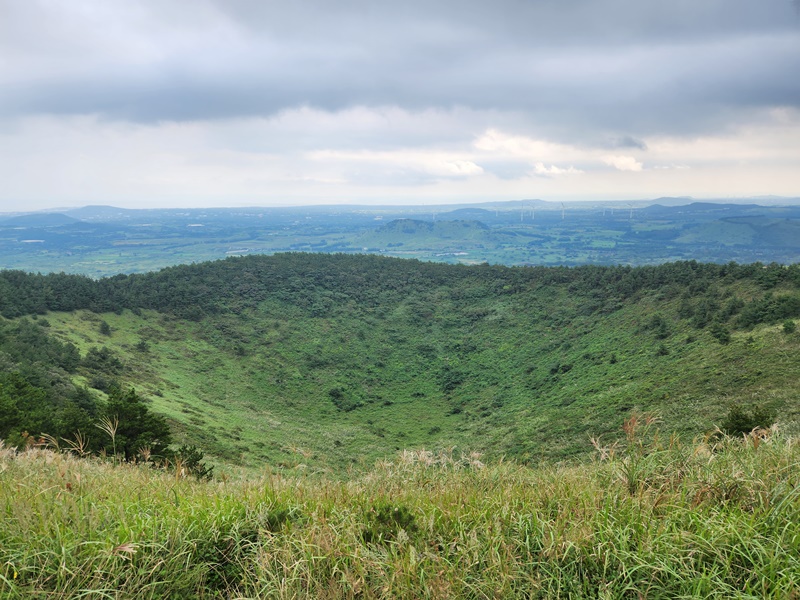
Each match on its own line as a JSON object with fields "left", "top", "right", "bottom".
{"left": 33, "top": 271, "right": 800, "bottom": 474}
{"left": 3, "top": 423, "right": 800, "bottom": 598}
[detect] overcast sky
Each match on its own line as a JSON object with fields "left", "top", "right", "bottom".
{"left": 1, "top": 0, "right": 799, "bottom": 211}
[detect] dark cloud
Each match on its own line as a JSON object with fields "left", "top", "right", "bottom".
{"left": 610, "top": 136, "right": 648, "bottom": 151}
{"left": 2, "top": 0, "right": 799, "bottom": 142}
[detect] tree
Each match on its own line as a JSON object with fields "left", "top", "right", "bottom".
{"left": 169, "top": 444, "right": 214, "bottom": 480}
{"left": 0, "top": 372, "right": 48, "bottom": 442}
{"left": 102, "top": 387, "right": 172, "bottom": 461}
{"left": 709, "top": 321, "right": 731, "bottom": 344}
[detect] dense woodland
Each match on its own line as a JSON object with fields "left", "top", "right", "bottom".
{"left": 3, "top": 254, "right": 800, "bottom": 320}
{"left": 0, "top": 254, "right": 799, "bottom": 468}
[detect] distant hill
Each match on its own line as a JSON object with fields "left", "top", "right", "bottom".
{"left": 63, "top": 205, "right": 138, "bottom": 221}
{"left": 1, "top": 200, "right": 799, "bottom": 276}
{"left": 0, "top": 213, "right": 80, "bottom": 228}
{"left": 673, "top": 215, "right": 800, "bottom": 248}
{"left": 440, "top": 208, "right": 494, "bottom": 218}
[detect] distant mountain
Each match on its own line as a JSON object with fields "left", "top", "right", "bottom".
{"left": 63, "top": 206, "right": 140, "bottom": 221}
{"left": 0, "top": 213, "right": 80, "bottom": 228}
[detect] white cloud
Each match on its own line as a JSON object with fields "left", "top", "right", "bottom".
{"left": 0, "top": 107, "right": 799, "bottom": 211}
{"left": 532, "top": 163, "right": 583, "bottom": 176}
{"left": 473, "top": 129, "right": 584, "bottom": 162}
{"left": 444, "top": 160, "right": 484, "bottom": 176}
{"left": 603, "top": 155, "right": 644, "bottom": 172}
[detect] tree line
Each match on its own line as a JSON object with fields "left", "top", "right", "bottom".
{"left": 1, "top": 254, "right": 798, "bottom": 322}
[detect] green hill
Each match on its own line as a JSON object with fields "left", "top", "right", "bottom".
{"left": 675, "top": 216, "right": 800, "bottom": 249}
{"left": 0, "top": 212, "right": 80, "bottom": 228}
{"left": 1, "top": 254, "right": 799, "bottom": 474}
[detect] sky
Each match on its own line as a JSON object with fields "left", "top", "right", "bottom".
{"left": 1, "top": 0, "right": 799, "bottom": 212}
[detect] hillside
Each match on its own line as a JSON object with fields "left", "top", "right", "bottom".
{"left": 0, "top": 212, "right": 79, "bottom": 228}
{"left": 1, "top": 254, "right": 799, "bottom": 474}
{"left": 4, "top": 430, "right": 800, "bottom": 598}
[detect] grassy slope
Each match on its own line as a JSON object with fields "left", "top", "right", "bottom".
{"left": 3, "top": 428, "right": 800, "bottom": 598}
{"left": 37, "top": 270, "right": 800, "bottom": 475}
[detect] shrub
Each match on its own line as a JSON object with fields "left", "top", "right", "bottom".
{"left": 83, "top": 346, "right": 123, "bottom": 374}
{"left": 328, "top": 387, "right": 361, "bottom": 412}
{"left": 721, "top": 403, "right": 776, "bottom": 436}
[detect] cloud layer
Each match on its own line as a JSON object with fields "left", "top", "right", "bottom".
{"left": 1, "top": 0, "right": 799, "bottom": 209}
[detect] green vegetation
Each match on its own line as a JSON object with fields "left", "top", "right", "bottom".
{"left": 0, "top": 255, "right": 799, "bottom": 474}
{"left": 721, "top": 403, "right": 777, "bottom": 437}
{"left": 3, "top": 424, "right": 800, "bottom": 598}
{"left": 2, "top": 252, "right": 800, "bottom": 597}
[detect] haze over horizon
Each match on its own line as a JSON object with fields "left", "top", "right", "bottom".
{"left": 1, "top": 0, "right": 799, "bottom": 212}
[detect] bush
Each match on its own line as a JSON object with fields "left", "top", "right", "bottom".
{"left": 83, "top": 346, "right": 123, "bottom": 374}
{"left": 328, "top": 387, "right": 361, "bottom": 412}
{"left": 721, "top": 403, "right": 776, "bottom": 436}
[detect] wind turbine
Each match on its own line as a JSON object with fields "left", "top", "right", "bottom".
{"left": 560, "top": 202, "right": 566, "bottom": 221}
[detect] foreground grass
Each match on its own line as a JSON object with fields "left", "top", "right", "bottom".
{"left": 2, "top": 426, "right": 800, "bottom": 599}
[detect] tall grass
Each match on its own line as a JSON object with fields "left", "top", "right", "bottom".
{"left": 2, "top": 428, "right": 800, "bottom": 598}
